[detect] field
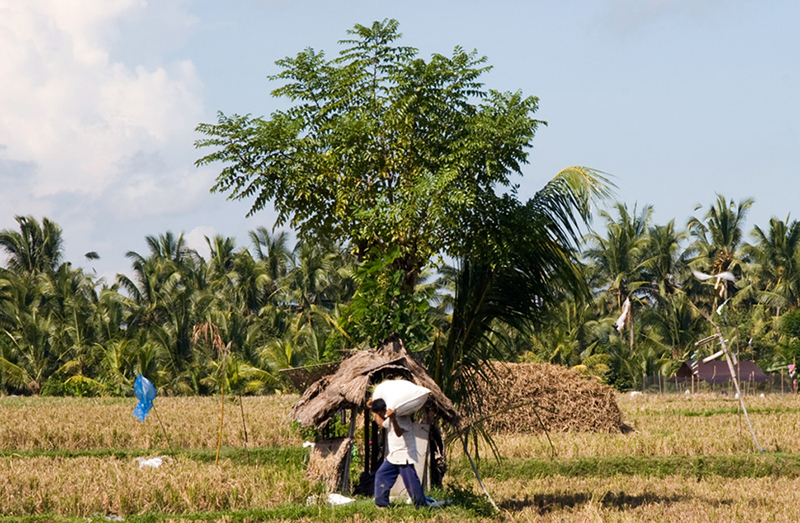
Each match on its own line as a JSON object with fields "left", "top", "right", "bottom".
{"left": 1, "top": 393, "right": 800, "bottom": 522}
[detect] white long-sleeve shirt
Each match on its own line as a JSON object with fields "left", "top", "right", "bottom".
{"left": 382, "top": 415, "right": 419, "bottom": 465}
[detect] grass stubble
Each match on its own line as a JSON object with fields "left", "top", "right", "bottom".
{"left": 0, "top": 392, "right": 799, "bottom": 521}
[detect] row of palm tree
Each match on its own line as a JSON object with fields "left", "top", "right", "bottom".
{"left": 0, "top": 167, "right": 606, "bottom": 401}
{"left": 0, "top": 217, "right": 356, "bottom": 395}
{"left": 2, "top": 192, "right": 799, "bottom": 397}
{"left": 527, "top": 195, "right": 800, "bottom": 390}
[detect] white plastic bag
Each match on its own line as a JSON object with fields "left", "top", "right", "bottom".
{"left": 372, "top": 379, "right": 430, "bottom": 417}
{"left": 135, "top": 455, "right": 172, "bottom": 469}
{"left": 327, "top": 493, "right": 355, "bottom": 505}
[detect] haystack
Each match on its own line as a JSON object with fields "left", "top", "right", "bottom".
{"left": 472, "top": 362, "right": 627, "bottom": 434}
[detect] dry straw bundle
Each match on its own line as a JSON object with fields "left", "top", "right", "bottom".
{"left": 472, "top": 362, "right": 627, "bottom": 434}
{"left": 304, "top": 437, "right": 353, "bottom": 491}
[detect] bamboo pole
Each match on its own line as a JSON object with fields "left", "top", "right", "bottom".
{"left": 151, "top": 402, "right": 172, "bottom": 449}
{"left": 192, "top": 323, "right": 230, "bottom": 466}
{"left": 707, "top": 316, "right": 762, "bottom": 450}
{"left": 454, "top": 427, "right": 499, "bottom": 512}
{"left": 238, "top": 392, "right": 250, "bottom": 464}
{"left": 215, "top": 366, "right": 225, "bottom": 465}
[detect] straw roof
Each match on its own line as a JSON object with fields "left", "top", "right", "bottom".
{"left": 292, "top": 337, "right": 460, "bottom": 429}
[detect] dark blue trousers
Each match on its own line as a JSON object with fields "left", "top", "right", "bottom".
{"left": 374, "top": 460, "right": 426, "bottom": 507}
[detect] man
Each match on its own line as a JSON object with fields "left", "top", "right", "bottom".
{"left": 369, "top": 397, "right": 426, "bottom": 507}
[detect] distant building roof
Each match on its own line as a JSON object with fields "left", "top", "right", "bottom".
{"left": 674, "top": 359, "right": 768, "bottom": 385}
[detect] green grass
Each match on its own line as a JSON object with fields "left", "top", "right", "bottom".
{"left": 0, "top": 446, "right": 308, "bottom": 468}
{"left": 638, "top": 405, "right": 800, "bottom": 417}
{"left": 0, "top": 499, "right": 480, "bottom": 523}
{"left": 454, "top": 453, "right": 800, "bottom": 481}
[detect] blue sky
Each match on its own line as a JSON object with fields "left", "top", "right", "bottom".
{"left": 1, "top": 0, "right": 798, "bottom": 281}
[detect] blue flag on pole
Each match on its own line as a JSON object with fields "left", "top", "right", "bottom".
{"left": 133, "top": 374, "right": 157, "bottom": 421}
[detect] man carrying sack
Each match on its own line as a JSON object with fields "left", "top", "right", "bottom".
{"left": 368, "top": 397, "right": 426, "bottom": 507}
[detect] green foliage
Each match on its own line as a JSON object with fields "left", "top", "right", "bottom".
{"left": 40, "top": 375, "right": 98, "bottom": 397}
{"left": 291, "top": 413, "right": 352, "bottom": 443}
{"left": 0, "top": 216, "right": 358, "bottom": 395}
{"left": 344, "top": 247, "right": 432, "bottom": 350}
{"left": 780, "top": 309, "right": 800, "bottom": 338}
{"left": 196, "top": 19, "right": 547, "bottom": 285}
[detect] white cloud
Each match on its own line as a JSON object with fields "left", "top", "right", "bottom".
{"left": 185, "top": 225, "right": 217, "bottom": 260}
{"left": 599, "top": 0, "right": 733, "bottom": 36}
{"left": 0, "top": 0, "right": 205, "bottom": 211}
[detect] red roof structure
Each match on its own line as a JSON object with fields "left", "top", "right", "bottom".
{"left": 673, "top": 359, "right": 768, "bottom": 385}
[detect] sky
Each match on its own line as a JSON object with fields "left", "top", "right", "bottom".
{"left": 1, "top": 0, "right": 798, "bottom": 283}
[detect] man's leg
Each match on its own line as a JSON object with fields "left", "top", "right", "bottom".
{"left": 398, "top": 464, "right": 426, "bottom": 506}
{"left": 374, "top": 461, "right": 400, "bottom": 507}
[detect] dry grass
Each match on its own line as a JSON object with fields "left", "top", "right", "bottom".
{"left": 0, "top": 395, "right": 301, "bottom": 451}
{"left": 0, "top": 454, "right": 310, "bottom": 517}
{"left": 485, "top": 474, "right": 800, "bottom": 522}
{"left": 2, "top": 391, "right": 800, "bottom": 521}
{"left": 475, "top": 392, "right": 800, "bottom": 459}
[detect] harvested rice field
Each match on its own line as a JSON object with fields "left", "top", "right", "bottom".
{"left": 2, "top": 391, "right": 800, "bottom": 522}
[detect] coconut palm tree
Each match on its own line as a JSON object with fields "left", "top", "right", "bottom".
{"left": 115, "top": 232, "right": 209, "bottom": 392}
{"left": 584, "top": 203, "right": 652, "bottom": 309}
{"left": 686, "top": 194, "right": 754, "bottom": 303}
{"left": 639, "top": 220, "right": 688, "bottom": 299}
{"left": 741, "top": 216, "right": 800, "bottom": 314}
{"left": 428, "top": 167, "right": 611, "bottom": 416}
{"left": 0, "top": 216, "right": 64, "bottom": 276}
{"left": 0, "top": 271, "right": 60, "bottom": 393}
{"left": 583, "top": 203, "right": 653, "bottom": 365}
{"left": 639, "top": 293, "right": 705, "bottom": 361}
{"left": 249, "top": 227, "right": 292, "bottom": 282}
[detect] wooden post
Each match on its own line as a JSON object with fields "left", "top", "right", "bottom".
{"left": 340, "top": 408, "right": 358, "bottom": 494}
{"left": 370, "top": 420, "right": 381, "bottom": 473}
{"left": 363, "top": 405, "right": 370, "bottom": 475}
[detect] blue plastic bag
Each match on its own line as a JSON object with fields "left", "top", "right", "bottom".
{"left": 133, "top": 374, "right": 157, "bottom": 421}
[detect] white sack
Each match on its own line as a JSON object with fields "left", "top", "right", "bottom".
{"left": 372, "top": 379, "right": 430, "bottom": 417}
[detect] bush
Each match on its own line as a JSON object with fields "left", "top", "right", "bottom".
{"left": 40, "top": 375, "right": 102, "bottom": 397}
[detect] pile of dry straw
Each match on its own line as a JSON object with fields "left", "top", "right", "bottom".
{"left": 305, "top": 437, "right": 353, "bottom": 491}
{"left": 471, "top": 362, "right": 627, "bottom": 434}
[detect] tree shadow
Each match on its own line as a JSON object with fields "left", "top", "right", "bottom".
{"left": 500, "top": 490, "right": 734, "bottom": 515}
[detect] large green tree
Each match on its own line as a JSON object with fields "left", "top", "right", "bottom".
{"left": 196, "top": 19, "right": 586, "bottom": 289}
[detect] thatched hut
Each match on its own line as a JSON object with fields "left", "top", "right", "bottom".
{"left": 291, "top": 337, "right": 459, "bottom": 494}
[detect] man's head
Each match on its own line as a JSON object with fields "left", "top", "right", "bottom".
{"left": 370, "top": 398, "right": 387, "bottom": 414}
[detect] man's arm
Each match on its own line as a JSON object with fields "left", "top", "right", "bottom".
{"left": 386, "top": 408, "right": 405, "bottom": 436}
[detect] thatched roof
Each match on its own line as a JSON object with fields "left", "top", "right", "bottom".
{"left": 292, "top": 338, "right": 460, "bottom": 429}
